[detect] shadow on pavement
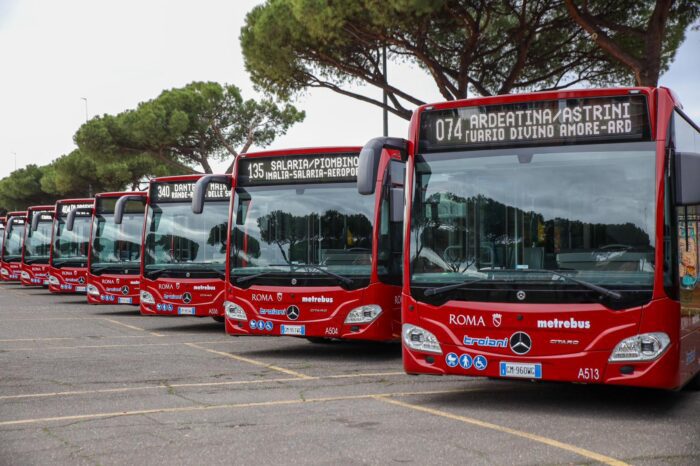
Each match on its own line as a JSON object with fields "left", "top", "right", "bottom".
{"left": 243, "top": 339, "right": 402, "bottom": 363}
{"left": 421, "top": 379, "right": 697, "bottom": 419}
{"left": 149, "top": 320, "right": 226, "bottom": 334}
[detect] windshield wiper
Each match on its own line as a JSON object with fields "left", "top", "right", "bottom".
{"left": 23, "top": 258, "right": 49, "bottom": 265}
{"left": 144, "top": 267, "right": 171, "bottom": 279}
{"left": 298, "top": 263, "right": 354, "bottom": 286}
{"left": 505, "top": 269, "right": 622, "bottom": 301}
{"left": 424, "top": 277, "right": 487, "bottom": 297}
{"left": 234, "top": 270, "right": 283, "bottom": 285}
{"left": 199, "top": 266, "right": 226, "bottom": 279}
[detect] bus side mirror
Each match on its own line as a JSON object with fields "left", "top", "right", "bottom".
{"left": 675, "top": 151, "right": 700, "bottom": 205}
{"left": 192, "top": 175, "right": 230, "bottom": 214}
{"left": 66, "top": 208, "right": 91, "bottom": 231}
{"left": 31, "top": 213, "right": 41, "bottom": 232}
{"left": 358, "top": 137, "right": 408, "bottom": 195}
{"left": 114, "top": 195, "right": 145, "bottom": 225}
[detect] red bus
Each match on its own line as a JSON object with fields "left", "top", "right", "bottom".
{"left": 193, "top": 147, "right": 404, "bottom": 342}
{"left": 374, "top": 87, "right": 700, "bottom": 389}
{"left": 86, "top": 191, "right": 147, "bottom": 305}
{"left": 20, "top": 205, "right": 55, "bottom": 286}
{"left": 0, "top": 216, "right": 5, "bottom": 273}
{"left": 48, "top": 198, "right": 94, "bottom": 294}
{"left": 1, "top": 211, "right": 27, "bottom": 282}
{"left": 136, "top": 175, "right": 231, "bottom": 320}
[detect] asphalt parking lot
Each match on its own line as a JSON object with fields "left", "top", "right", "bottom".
{"left": 0, "top": 283, "right": 698, "bottom": 466}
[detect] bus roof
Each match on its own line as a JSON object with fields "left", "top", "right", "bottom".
{"left": 55, "top": 198, "right": 94, "bottom": 206}
{"left": 149, "top": 174, "right": 221, "bottom": 184}
{"left": 27, "top": 205, "right": 55, "bottom": 212}
{"left": 94, "top": 191, "right": 148, "bottom": 199}
{"left": 6, "top": 211, "right": 27, "bottom": 218}
{"left": 415, "top": 87, "right": 660, "bottom": 114}
{"left": 239, "top": 146, "right": 362, "bottom": 159}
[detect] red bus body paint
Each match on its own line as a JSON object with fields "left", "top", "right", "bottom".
{"left": 1, "top": 211, "right": 27, "bottom": 282}
{"left": 48, "top": 198, "right": 94, "bottom": 294}
{"left": 139, "top": 175, "right": 231, "bottom": 320}
{"left": 385, "top": 87, "right": 700, "bottom": 389}
{"left": 221, "top": 147, "right": 403, "bottom": 341}
{"left": 86, "top": 191, "right": 147, "bottom": 305}
{"left": 20, "top": 205, "right": 55, "bottom": 286}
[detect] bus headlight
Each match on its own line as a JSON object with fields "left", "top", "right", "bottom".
{"left": 402, "top": 323, "right": 442, "bottom": 354}
{"left": 344, "top": 304, "right": 382, "bottom": 324}
{"left": 48, "top": 275, "right": 59, "bottom": 285}
{"left": 87, "top": 284, "right": 100, "bottom": 296}
{"left": 140, "top": 290, "right": 155, "bottom": 304}
{"left": 224, "top": 301, "right": 247, "bottom": 321}
{"left": 20, "top": 271, "right": 30, "bottom": 279}
{"left": 609, "top": 332, "right": 670, "bottom": 362}
{"left": 0, "top": 268, "right": 8, "bottom": 276}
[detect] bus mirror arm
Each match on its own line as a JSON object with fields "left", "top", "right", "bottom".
{"left": 66, "top": 208, "right": 92, "bottom": 232}
{"left": 114, "top": 195, "right": 146, "bottom": 225}
{"left": 390, "top": 187, "right": 404, "bottom": 223}
{"left": 358, "top": 137, "right": 408, "bottom": 195}
{"left": 675, "top": 151, "right": 700, "bottom": 206}
{"left": 192, "top": 175, "right": 230, "bottom": 214}
{"left": 30, "top": 213, "right": 41, "bottom": 232}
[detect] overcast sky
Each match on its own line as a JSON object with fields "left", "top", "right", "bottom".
{"left": 0, "top": 0, "right": 698, "bottom": 179}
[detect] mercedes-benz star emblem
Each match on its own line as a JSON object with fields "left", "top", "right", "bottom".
{"left": 121, "top": 285, "right": 129, "bottom": 295}
{"left": 286, "top": 305, "right": 300, "bottom": 320}
{"left": 183, "top": 292, "right": 192, "bottom": 304}
{"left": 509, "top": 332, "right": 532, "bottom": 355}
{"left": 78, "top": 276, "right": 85, "bottom": 284}
{"left": 516, "top": 290, "right": 526, "bottom": 301}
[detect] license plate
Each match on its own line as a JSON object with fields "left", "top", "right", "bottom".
{"left": 75, "top": 286, "right": 86, "bottom": 292}
{"left": 118, "top": 297, "right": 133, "bottom": 304}
{"left": 280, "top": 325, "right": 305, "bottom": 336}
{"left": 178, "top": 307, "right": 196, "bottom": 315}
{"left": 43, "top": 280, "right": 49, "bottom": 285}
{"left": 499, "top": 362, "right": 542, "bottom": 379}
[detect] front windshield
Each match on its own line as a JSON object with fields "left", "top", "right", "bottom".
{"left": 411, "top": 142, "right": 656, "bottom": 304}
{"left": 91, "top": 211, "right": 143, "bottom": 272}
{"left": 2, "top": 219, "right": 25, "bottom": 259}
{"left": 53, "top": 215, "right": 91, "bottom": 263}
{"left": 144, "top": 201, "right": 228, "bottom": 276}
{"left": 24, "top": 215, "right": 53, "bottom": 262}
{"left": 230, "top": 183, "right": 375, "bottom": 282}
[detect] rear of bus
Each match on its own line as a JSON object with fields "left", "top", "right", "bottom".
{"left": 20, "top": 205, "right": 54, "bottom": 286}
{"left": 86, "top": 192, "right": 146, "bottom": 305}
{"left": 396, "top": 87, "right": 700, "bottom": 389}
{"left": 209, "top": 147, "right": 404, "bottom": 341}
{"left": 1, "top": 211, "right": 27, "bottom": 282}
{"left": 139, "top": 175, "right": 230, "bottom": 320}
{"left": 48, "top": 199, "right": 94, "bottom": 294}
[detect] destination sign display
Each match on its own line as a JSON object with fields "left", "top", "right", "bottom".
{"left": 419, "top": 95, "right": 650, "bottom": 151}
{"left": 150, "top": 181, "right": 230, "bottom": 202}
{"left": 10, "top": 218, "right": 26, "bottom": 225}
{"left": 96, "top": 197, "right": 145, "bottom": 214}
{"left": 237, "top": 153, "right": 360, "bottom": 186}
{"left": 59, "top": 203, "right": 93, "bottom": 217}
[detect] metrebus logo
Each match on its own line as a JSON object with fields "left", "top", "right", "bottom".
{"left": 537, "top": 318, "right": 591, "bottom": 330}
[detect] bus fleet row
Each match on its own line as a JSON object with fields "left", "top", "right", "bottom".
{"left": 1, "top": 87, "right": 699, "bottom": 390}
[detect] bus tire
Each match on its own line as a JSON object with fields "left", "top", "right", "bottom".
{"left": 212, "top": 316, "right": 225, "bottom": 323}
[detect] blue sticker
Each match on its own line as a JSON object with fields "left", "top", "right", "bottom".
{"left": 265, "top": 321, "right": 273, "bottom": 331}
{"left": 250, "top": 319, "right": 257, "bottom": 329}
{"left": 459, "top": 354, "right": 473, "bottom": 369}
{"left": 473, "top": 355, "right": 488, "bottom": 371}
{"left": 156, "top": 303, "right": 162, "bottom": 311}
{"left": 445, "top": 352, "right": 458, "bottom": 367}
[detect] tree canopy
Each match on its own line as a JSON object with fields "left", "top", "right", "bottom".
{"left": 75, "top": 81, "right": 305, "bottom": 174}
{"left": 241, "top": 0, "right": 696, "bottom": 119}
{"left": 565, "top": 0, "right": 699, "bottom": 86}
